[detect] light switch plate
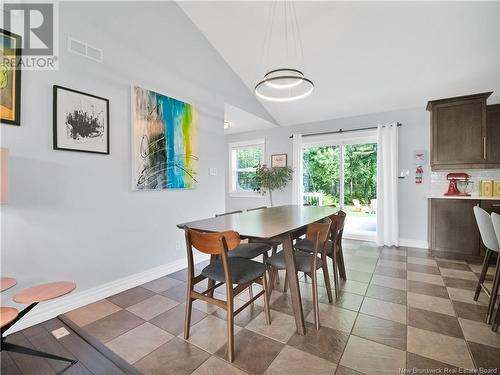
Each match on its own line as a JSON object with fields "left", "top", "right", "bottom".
{"left": 51, "top": 327, "right": 70, "bottom": 339}
{"left": 209, "top": 168, "right": 217, "bottom": 176}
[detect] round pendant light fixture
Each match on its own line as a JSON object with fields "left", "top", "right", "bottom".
{"left": 255, "top": 2, "right": 314, "bottom": 102}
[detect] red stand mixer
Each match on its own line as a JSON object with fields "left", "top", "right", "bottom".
{"left": 444, "top": 173, "right": 472, "bottom": 196}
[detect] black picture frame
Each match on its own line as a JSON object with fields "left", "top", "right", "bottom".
{"left": 0, "top": 28, "right": 22, "bottom": 126}
{"left": 53, "top": 85, "right": 110, "bottom": 154}
{"left": 271, "top": 153, "right": 287, "bottom": 167}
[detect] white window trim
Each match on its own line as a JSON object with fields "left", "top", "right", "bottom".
{"left": 228, "top": 139, "right": 266, "bottom": 198}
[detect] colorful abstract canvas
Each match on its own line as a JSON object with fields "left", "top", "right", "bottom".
{"left": 132, "top": 86, "right": 198, "bottom": 190}
{"left": 0, "top": 29, "right": 22, "bottom": 125}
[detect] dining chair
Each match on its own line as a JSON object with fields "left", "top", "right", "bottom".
{"left": 266, "top": 218, "right": 332, "bottom": 329}
{"left": 295, "top": 211, "right": 347, "bottom": 299}
{"left": 473, "top": 206, "right": 500, "bottom": 324}
{"left": 183, "top": 227, "right": 271, "bottom": 362}
{"left": 215, "top": 211, "right": 272, "bottom": 299}
{"left": 490, "top": 212, "right": 500, "bottom": 332}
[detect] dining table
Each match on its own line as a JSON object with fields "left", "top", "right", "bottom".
{"left": 177, "top": 204, "right": 339, "bottom": 335}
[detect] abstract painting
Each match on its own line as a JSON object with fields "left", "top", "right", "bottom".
{"left": 53, "top": 85, "right": 109, "bottom": 154}
{"left": 132, "top": 86, "right": 198, "bottom": 190}
{"left": 0, "top": 29, "right": 22, "bottom": 126}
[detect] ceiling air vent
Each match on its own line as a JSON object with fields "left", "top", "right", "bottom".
{"left": 67, "top": 37, "right": 103, "bottom": 63}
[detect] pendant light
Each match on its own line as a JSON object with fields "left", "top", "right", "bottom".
{"left": 255, "top": 1, "right": 314, "bottom": 102}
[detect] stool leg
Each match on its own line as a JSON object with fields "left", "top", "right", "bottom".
{"left": 2, "top": 342, "right": 77, "bottom": 365}
{"left": 475, "top": 249, "right": 492, "bottom": 301}
{"left": 486, "top": 255, "right": 500, "bottom": 324}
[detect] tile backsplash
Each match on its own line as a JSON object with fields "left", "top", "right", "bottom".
{"left": 430, "top": 169, "right": 500, "bottom": 196}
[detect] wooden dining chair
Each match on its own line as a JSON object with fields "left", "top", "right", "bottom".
{"left": 184, "top": 227, "right": 271, "bottom": 362}
{"left": 215, "top": 211, "right": 272, "bottom": 299}
{"left": 266, "top": 218, "right": 332, "bottom": 330}
{"left": 295, "top": 211, "right": 347, "bottom": 299}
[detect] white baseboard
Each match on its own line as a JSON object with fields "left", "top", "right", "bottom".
{"left": 5, "top": 253, "right": 209, "bottom": 335}
{"left": 399, "top": 238, "right": 429, "bottom": 249}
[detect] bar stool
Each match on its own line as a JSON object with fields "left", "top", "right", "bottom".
{"left": 490, "top": 212, "right": 500, "bottom": 331}
{"left": 473, "top": 206, "right": 500, "bottom": 324}
{"left": 1, "top": 280, "right": 77, "bottom": 366}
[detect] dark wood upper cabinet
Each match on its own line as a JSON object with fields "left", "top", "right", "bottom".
{"left": 486, "top": 104, "right": 500, "bottom": 164}
{"left": 426, "top": 92, "right": 500, "bottom": 170}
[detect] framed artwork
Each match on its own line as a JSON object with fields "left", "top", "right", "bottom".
{"left": 131, "top": 86, "right": 198, "bottom": 190}
{"left": 0, "top": 29, "right": 22, "bottom": 126}
{"left": 53, "top": 85, "right": 110, "bottom": 154}
{"left": 271, "top": 153, "right": 287, "bottom": 168}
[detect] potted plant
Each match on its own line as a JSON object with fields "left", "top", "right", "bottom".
{"left": 253, "top": 163, "right": 293, "bottom": 206}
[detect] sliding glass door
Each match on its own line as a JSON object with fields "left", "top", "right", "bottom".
{"left": 301, "top": 134, "right": 377, "bottom": 239}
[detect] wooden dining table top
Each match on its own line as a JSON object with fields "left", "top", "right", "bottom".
{"left": 177, "top": 205, "right": 339, "bottom": 238}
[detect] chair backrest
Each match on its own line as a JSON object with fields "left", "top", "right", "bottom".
{"left": 185, "top": 228, "right": 241, "bottom": 255}
{"left": 329, "top": 210, "right": 346, "bottom": 246}
{"left": 305, "top": 218, "right": 332, "bottom": 257}
{"left": 492, "top": 213, "right": 500, "bottom": 251}
{"left": 215, "top": 210, "right": 243, "bottom": 217}
{"left": 247, "top": 206, "right": 267, "bottom": 212}
{"left": 473, "top": 206, "right": 500, "bottom": 252}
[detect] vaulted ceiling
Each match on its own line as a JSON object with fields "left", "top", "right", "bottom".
{"left": 180, "top": 1, "right": 500, "bottom": 126}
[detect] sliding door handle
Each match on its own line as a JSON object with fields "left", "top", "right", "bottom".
{"left": 483, "top": 137, "right": 487, "bottom": 159}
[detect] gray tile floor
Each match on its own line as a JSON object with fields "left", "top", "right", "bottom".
{"left": 63, "top": 240, "right": 500, "bottom": 374}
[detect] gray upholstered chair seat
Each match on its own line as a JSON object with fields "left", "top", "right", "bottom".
{"left": 295, "top": 238, "right": 332, "bottom": 254}
{"left": 266, "top": 251, "right": 322, "bottom": 273}
{"left": 228, "top": 242, "right": 272, "bottom": 259}
{"left": 201, "top": 258, "right": 268, "bottom": 284}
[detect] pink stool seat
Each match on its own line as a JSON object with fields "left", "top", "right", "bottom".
{"left": 0, "top": 277, "right": 17, "bottom": 292}
{"left": 0, "top": 307, "right": 19, "bottom": 328}
{"left": 13, "top": 282, "right": 76, "bottom": 304}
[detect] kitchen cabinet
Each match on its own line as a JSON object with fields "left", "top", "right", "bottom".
{"left": 429, "top": 198, "right": 500, "bottom": 260}
{"left": 426, "top": 92, "right": 500, "bottom": 170}
{"left": 486, "top": 104, "right": 500, "bottom": 164}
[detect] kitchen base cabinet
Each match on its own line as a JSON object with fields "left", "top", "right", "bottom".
{"left": 429, "top": 198, "right": 481, "bottom": 261}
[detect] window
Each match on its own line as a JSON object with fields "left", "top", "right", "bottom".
{"left": 229, "top": 139, "right": 265, "bottom": 196}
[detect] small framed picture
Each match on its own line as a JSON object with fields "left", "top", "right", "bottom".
{"left": 53, "top": 85, "right": 109, "bottom": 154}
{"left": 271, "top": 153, "right": 287, "bottom": 168}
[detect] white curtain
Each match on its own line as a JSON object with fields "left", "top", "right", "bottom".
{"left": 291, "top": 134, "right": 303, "bottom": 205}
{"left": 377, "top": 123, "right": 399, "bottom": 247}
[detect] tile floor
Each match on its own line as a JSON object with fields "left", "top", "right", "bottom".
{"left": 63, "top": 240, "right": 500, "bottom": 374}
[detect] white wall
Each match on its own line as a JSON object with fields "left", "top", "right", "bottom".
{"left": 0, "top": 1, "right": 272, "bottom": 324}
{"left": 225, "top": 107, "right": 431, "bottom": 246}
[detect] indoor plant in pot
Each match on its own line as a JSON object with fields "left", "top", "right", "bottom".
{"left": 253, "top": 163, "right": 293, "bottom": 207}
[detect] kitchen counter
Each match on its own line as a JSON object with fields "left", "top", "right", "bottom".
{"left": 427, "top": 195, "right": 500, "bottom": 200}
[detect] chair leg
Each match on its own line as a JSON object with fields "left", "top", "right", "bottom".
{"left": 338, "top": 243, "right": 347, "bottom": 280}
{"left": 330, "top": 251, "right": 340, "bottom": 299}
{"left": 248, "top": 284, "right": 254, "bottom": 301}
{"left": 272, "top": 245, "right": 280, "bottom": 285}
{"left": 184, "top": 294, "right": 193, "bottom": 339}
{"left": 262, "top": 273, "right": 272, "bottom": 325}
{"left": 486, "top": 255, "right": 500, "bottom": 324}
{"left": 283, "top": 270, "right": 288, "bottom": 293}
{"left": 312, "top": 270, "right": 320, "bottom": 330}
{"left": 492, "top": 303, "right": 500, "bottom": 332}
{"left": 227, "top": 299, "right": 235, "bottom": 362}
{"left": 269, "top": 268, "right": 277, "bottom": 294}
{"left": 475, "top": 249, "right": 492, "bottom": 300}
{"left": 322, "top": 258, "right": 334, "bottom": 303}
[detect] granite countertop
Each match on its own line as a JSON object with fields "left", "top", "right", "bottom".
{"left": 427, "top": 195, "right": 500, "bottom": 200}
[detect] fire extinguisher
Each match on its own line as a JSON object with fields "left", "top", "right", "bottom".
{"left": 415, "top": 166, "right": 423, "bottom": 184}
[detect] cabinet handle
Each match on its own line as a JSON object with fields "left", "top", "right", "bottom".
{"left": 483, "top": 137, "right": 487, "bottom": 159}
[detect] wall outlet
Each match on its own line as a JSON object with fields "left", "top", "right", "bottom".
{"left": 51, "top": 327, "right": 70, "bottom": 339}
{"left": 175, "top": 240, "right": 181, "bottom": 251}
{"left": 209, "top": 167, "right": 218, "bottom": 176}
